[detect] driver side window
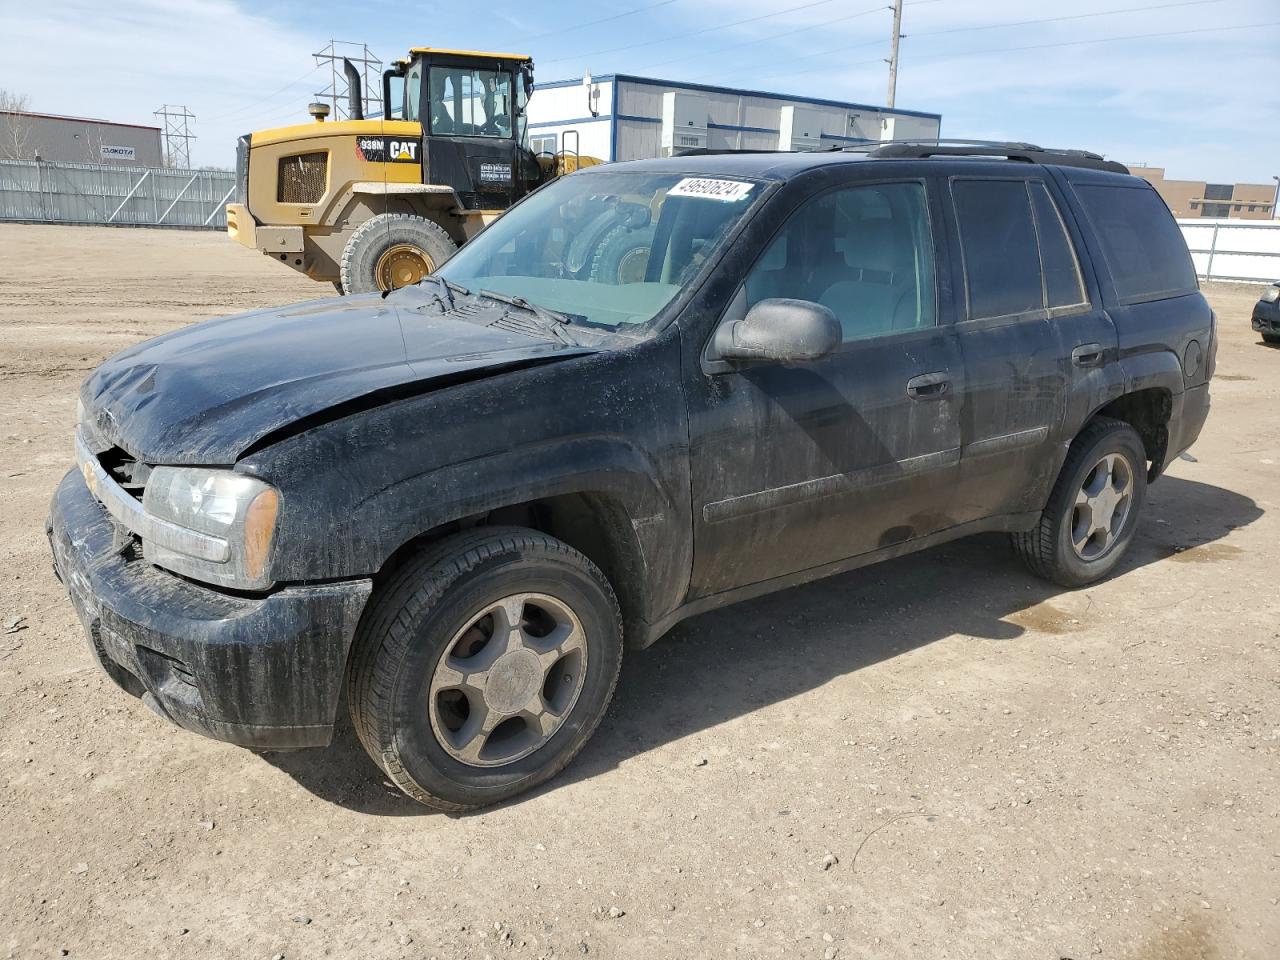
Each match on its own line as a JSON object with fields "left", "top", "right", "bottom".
{"left": 744, "top": 181, "right": 936, "bottom": 342}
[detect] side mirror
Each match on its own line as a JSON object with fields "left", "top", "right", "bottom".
{"left": 712, "top": 298, "right": 841, "bottom": 364}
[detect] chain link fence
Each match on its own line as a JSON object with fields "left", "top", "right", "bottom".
{"left": 0, "top": 159, "right": 235, "bottom": 229}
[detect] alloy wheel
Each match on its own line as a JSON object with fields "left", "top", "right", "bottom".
{"left": 427, "top": 593, "right": 588, "bottom": 767}
{"left": 1070, "top": 452, "right": 1135, "bottom": 561}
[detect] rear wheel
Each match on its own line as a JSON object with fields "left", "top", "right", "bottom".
{"left": 1012, "top": 417, "right": 1148, "bottom": 588}
{"left": 340, "top": 213, "right": 457, "bottom": 295}
{"left": 346, "top": 528, "right": 623, "bottom": 811}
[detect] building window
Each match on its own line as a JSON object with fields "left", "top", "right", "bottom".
{"left": 530, "top": 133, "right": 557, "bottom": 155}
{"left": 1200, "top": 202, "right": 1231, "bottom": 218}
{"left": 1203, "top": 183, "right": 1233, "bottom": 201}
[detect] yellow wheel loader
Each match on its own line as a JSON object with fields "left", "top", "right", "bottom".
{"left": 226, "top": 48, "right": 600, "bottom": 294}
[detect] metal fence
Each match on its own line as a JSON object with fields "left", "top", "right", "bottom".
{"left": 1178, "top": 218, "right": 1280, "bottom": 283}
{"left": 0, "top": 159, "right": 234, "bottom": 229}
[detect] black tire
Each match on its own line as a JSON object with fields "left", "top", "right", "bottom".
{"left": 1012, "top": 417, "right": 1148, "bottom": 588}
{"left": 346, "top": 527, "right": 623, "bottom": 811}
{"left": 339, "top": 213, "right": 457, "bottom": 295}
{"left": 1262, "top": 332, "right": 1280, "bottom": 346}
{"left": 590, "top": 224, "right": 656, "bottom": 285}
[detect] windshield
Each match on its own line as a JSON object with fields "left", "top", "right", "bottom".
{"left": 429, "top": 66, "right": 512, "bottom": 137}
{"left": 437, "top": 172, "right": 762, "bottom": 330}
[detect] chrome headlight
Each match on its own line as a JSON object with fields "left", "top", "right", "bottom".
{"left": 1263, "top": 285, "right": 1280, "bottom": 304}
{"left": 142, "top": 468, "right": 280, "bottom": 590}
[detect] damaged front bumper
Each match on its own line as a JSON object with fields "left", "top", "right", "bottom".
{"left": 1252, "top": 299, "right": 1279, "bottom": 336}
{"left": 47, "top": 468, "right": 372, "bottom": 749}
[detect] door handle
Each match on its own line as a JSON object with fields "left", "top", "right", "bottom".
{"left": 906, "top": 372, "right": 951, "bottom": 400}
{"left": 1071, "top": 343, "right": 1104, "bottom": 367}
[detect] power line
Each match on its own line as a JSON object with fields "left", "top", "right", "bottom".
{"left": 905, "top": 0, "right": 1228, "bottom": 40}
{"left": 680, "top": 0, "right": 942, "bottom": 81}
{"left": 540, "top": 0, "right": 851, "bottom": 65}
{"left": 743, "top": 17, "right": 1280, "bottom": 85}
{"left": 640, "top": 3, "right": 887, "bottom": 72}
{"left": 908, "top": 18, "right": 1280, "bottom": 61}
{"left": 524, "top": 0, "right": 681, "bottom": 42}
{"left": 205, "top": 63, "right": 324, "bottom": 123}
{"left": 710, "top": 1, "right": 1256, "bottom": 83}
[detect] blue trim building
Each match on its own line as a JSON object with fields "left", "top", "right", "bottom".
{"left": 525, "top": 73, "right": 942, "bottom": 163}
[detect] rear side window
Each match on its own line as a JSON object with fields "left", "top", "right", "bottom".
{"left": 952, "top": 179, "right": 1043, "bottom": 319}
{"left": 1072, "top": 184, "right": 1197, "bottom": 302}
{"left": 1029, "top": 182, "right": 1086, "bottom": 309}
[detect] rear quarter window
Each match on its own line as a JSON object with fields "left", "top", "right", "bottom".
{"left": 1072, "top": 183, "right": 1197, "bottom": 303}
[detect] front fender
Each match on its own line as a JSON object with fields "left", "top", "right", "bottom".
{"left": 345, "top": 435, "right": 687, "bottom": 624}
{"left": 243, "top": 335, "right": 693, "bottom": 625}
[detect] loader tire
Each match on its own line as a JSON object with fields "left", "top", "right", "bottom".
{"left": 339, "top": 214, "right": 457, "bottom": 295}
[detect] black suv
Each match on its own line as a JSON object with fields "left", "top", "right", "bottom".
{"left": 49, "top": 142, "right": 1214, "bottom": 810}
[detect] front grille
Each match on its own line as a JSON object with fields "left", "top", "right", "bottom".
{"left": 277, "top": 152, "right": 327, "bottom": 204}
{"left": 98, "top": 446, "right": 150, "bottom": 502}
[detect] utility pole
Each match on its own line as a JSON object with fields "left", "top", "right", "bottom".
{"left": 154, "top": 105, "right": 195, "bottom": 169}
{"left": 886, "top": 0, "right": 903, "bottom": 109}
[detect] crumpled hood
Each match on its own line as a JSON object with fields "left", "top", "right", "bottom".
{"left": 81, "top": 289, "right": 593, "bottom": 464}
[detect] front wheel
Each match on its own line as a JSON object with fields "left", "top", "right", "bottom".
{"left": 346, "top": 528, "right": 623, "bottom": 811}
{"left": 1262, "top": 332, "right": 1280, "bottom": 346}
{"left": 1012, "top": 417, "right": 1148, "bottom": 588}
{"left": 339, "top": 213, "right": 458, "bottom": 295}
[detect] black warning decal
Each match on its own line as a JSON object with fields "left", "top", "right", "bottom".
{"left": 355, "top": 137, "right": 420, "bottom": 164}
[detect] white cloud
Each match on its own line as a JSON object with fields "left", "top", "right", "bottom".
{"left": 2, "top": 0, "right": 1277, "bottom": 181}
{"left": 597, "top": 0, "right": 1280, "bottom": 181}
{"left": 1, "top": 0, "right": 326, "bottom": 165}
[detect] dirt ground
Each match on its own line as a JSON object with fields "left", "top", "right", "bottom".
{"left": 0, "top": 223, "right": 1277, "bottom": 960}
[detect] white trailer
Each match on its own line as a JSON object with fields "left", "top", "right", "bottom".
{"left": 526, "top": 73, "right": 942, "bottom": 163}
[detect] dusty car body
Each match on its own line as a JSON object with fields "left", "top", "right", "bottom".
{"left": 1252, "top": 281, "right": 1280, "bottom": 344}
{"left": 50, "top": 143, "right": 1214, "bottom": 808}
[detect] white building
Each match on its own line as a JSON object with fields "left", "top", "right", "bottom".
{"left": 525, "top": 73, "right": 941, "bottom": 163}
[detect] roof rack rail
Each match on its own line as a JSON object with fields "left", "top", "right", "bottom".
{"left": 845, "top": 139, "right": 1129, "bottom": 174}
{"left": 672, "top": 146, "right": 791, "bottom": 156}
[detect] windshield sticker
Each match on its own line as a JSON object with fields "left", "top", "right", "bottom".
{"left": 668, "top": 178, "right": 754, "bottom": 202}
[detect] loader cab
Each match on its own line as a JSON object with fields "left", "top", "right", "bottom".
{"left": 384, "top": 48, "right": 543, "bottom": 212}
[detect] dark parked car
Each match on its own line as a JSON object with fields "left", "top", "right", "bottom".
{"left": 1252, "top": 281, "right": 1280, "bottom": 344}
{"left": 49, "top": 142, "right": 1214, "bottom": 810}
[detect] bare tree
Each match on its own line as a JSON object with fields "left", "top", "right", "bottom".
{"left": 0, "top": 89, "right": 35, "bottom": 160}
{"left": 82, "top": 124, "right": 105, "bottom": 164}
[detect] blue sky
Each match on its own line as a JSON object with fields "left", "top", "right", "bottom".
{"left": 2, "top": 0, "right": 1278, "bottom": 184}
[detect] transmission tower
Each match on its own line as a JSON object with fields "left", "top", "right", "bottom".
{"left": 154, "top": 104, "right": 196, "bottom": 169}
{"left": 313, "top": 41, "right": 384, "bottom": 120}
